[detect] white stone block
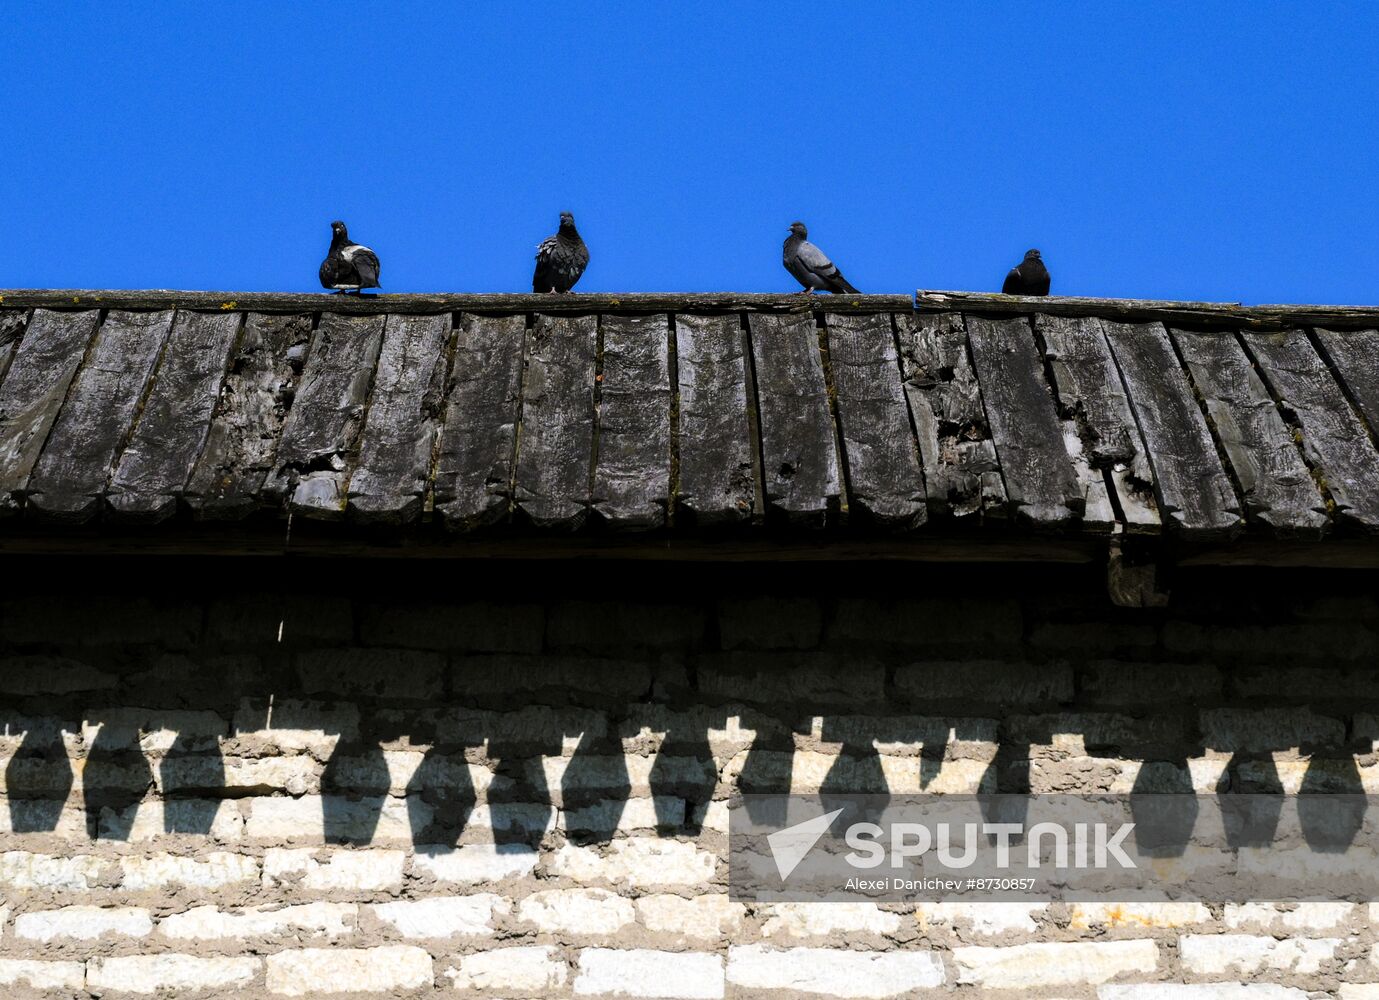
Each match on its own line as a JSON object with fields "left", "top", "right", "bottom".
{"left": 370, "top": 895, "right": 507, "bottom": 938}
{"left": 446, "top": 945, "right": 568, "bottom": 992}
{"left": 266, "top": 945, "right": 432, "bottom": 996}
{"left": 575, "top": 949, "right": 724, "bottom": 999}
{"left": 955, "top": 940, "right": 1158, "bottom": 988}
{"left": 14, "top": 905, "right": 152, "bottom": 942}
{"left": 726, "top": 945, "right": 944, "bottom": 996}
{"left": 88, "top": 954, "right": 259, "bottom": 993}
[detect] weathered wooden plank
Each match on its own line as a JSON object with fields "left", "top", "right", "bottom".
{"left": 0, "top": 310, "right": 29, "bottom": 386}
{"left": 346, "top": 313, "right": 452, "bottom": 525}
{"left": 513, "top": 314, "right": 597, "bottom": 529}
{"left": 433, "top": 314, "right": 524, "bottom": 532}
{"left": 895, "top": 312, "right": 1006, "bottom": 518}
{"left": 185, "top": 313, "right": 314, "bottom": 519}
{"left": 674, "top": 314, "right": 755, "bottom": 526}
{"left": 1102, "top": 321, "right": 1242, "bottom": 540}
{"left": 25, "top": 310, "right": 175, "bottom": 522}
{"left": 1313, "top": 329, "right": 1379, "bottom": 431}
{"left": 917, "top": 289, "right": 1379, "bottom": 332}
{"left": 965, "top": 315, "right": 1082, "bottom": 525}
{"left": 823, "top": 313, "right": 925, "bottom": 528}
{"left": 0, "top": 290, "right": 914, "bottom": 316}
{"left": 1243, "top": 328, "right": 1379, "bottom": 529}
{"left": 746, "top": 312, "right": 841, "bottom": 526}
{"left": 0, "top": 309, "right": 100, "bottom": 514}
{"left": 106, "top": 312, "right": 242, "bottom": 522}
{"left": 1172, "top": 329, "right": 1328, "bottom": 537}
{"left": 1034, "top": 314, "right": 1159, "bottom": 533}
{"left": 593, "top": 314, "right": 671, "bottom": 529}
{"left": 1061, "top": 421, "right": 1116, "bottom": 532}
{"left": 268, "top": 312, "right": 385, "bottom": 520}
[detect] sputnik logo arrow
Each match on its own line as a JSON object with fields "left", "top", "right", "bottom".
{"left": 766, "top": 807, "right": 846, "bottom": 881}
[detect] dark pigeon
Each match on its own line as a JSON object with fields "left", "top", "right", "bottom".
{"left": 533, "top": 212, "right": 589, "bottom": 293}
{"left": 783, "top": 221, "right": 859, "bottom": 294}
{"left": 319, "top": 220, "right": 380, "bottom": 294}
{"left": 1002, "top": 249, "right": 1050, "bottom": 296}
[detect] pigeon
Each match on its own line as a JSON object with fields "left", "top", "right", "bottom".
{"left": 783, "top": 221, "right": 859, "bottom": 294}
{"left": 319, "top": 220, "right": 380, "bottom": 294}
{"left": 533, "top": 212, "right": 589, "bottom": 293}
{"left": 1002, "top": 249, "right": 1050, "bottom": 296}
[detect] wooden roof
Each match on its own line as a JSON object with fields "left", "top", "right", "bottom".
{"left": 2, "top": 289, "right": 1379, "bottom": 564}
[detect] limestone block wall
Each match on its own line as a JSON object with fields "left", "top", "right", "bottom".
{"left": 0, "top": 559, "right": 1377, "bottom": 998}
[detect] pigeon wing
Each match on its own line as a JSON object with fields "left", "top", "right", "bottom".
{"left": 1002, "top": 266, "right": 1022, "bottom": 294}
{"left": 344, "top": 244, "right": 380, "bottom": 288}
{"left": 797, "top": 240, "right": 858, "bottom": 294}
{"left": 533, "top": 235, "right": 559, "bottom": 292}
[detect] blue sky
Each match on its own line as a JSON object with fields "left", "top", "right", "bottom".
{"left": 4, "top": 4, "right": 1377, "bottom": 303}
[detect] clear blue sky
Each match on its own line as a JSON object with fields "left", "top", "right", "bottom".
{"left": 5, "top": 5, "right": 1377, "bottom": 304}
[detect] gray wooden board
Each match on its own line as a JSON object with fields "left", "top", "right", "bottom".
{"left": 823, "top": 312, "right": 926, "bottom": 527}
{"left": 1034, "top": 314, "right": 1158, "bottom": 532}
{"left": 434, "top": 313, "right": 524, "bottom": 531}
{"left": 1313, "top": 328, "right": 1379, "bottom": 432}
{"left": 895, "top": 311, "right": 1006, "bottom": 518}
{"left": 674, "top": 314, "right": 755, "bottom": 526}
{"left": 347, "top": 313, "right": 451, "bottom": 524}
{"left": 107, "top": 312, "right": 242, "bottom": 522}
{"left": 965, "top": 314, "right": 1082, "bottom": 525}
{"left": 0, "top": 310, "right": 29, "bottom": 386}
{"left": 747, "top": 312, "right": 841, "bottom": 526}
{"left": 1061, "top": 421, "right": 1116, "bottom": 532}
{"left": 269, "top": 312, "right": 385, "bottom": 519}
{"left": 1243, "top": 328, "right": 1379, "bottom": 529}
{"left": 0, "top": 309, "right": 100, "bottom": 514}
{"left": 185, "top": 313, "right": 314, "bottom": 519}
{"left": 1102, "top": 321, "right": 1242, "bottom": 539}
{"left": 593, "top": 313, "right": 671, "bottom": 529}
{"left": 1172, "top": 329, "right": 1328, "bottom": 537}
{"left": 513, "top": 314, "right": 597, "bottom": 529}
{"left": 26, "top": 310, "right": 175, "bottom": 522}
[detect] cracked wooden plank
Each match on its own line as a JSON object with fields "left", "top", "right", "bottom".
{"left": 1102, "top": 320, "right": 1242, "bottom": 540}
{"left": 1035, "top": 314, "right": 1158, "bottom": 533}
{"left": 513, "top": 314, "right": 596, "bottom": 529}
{"left": 107, "top": 312, "right": 242, "bottom": 523}
{"left": 1061, "top": 420, "right": 1116, "bottom": 532}
{"left": 434, "top": 313, "right": 524, "bottom": 531}
{"left": 268, "top": 312, "right": 385, "bottom": 520}
{"left": 26, "top": 310, "right": 176, "bottom": 522}
{"left": 593, "top": 313, "right": 670, "bottom": 530}
{"left": 185, "top": 313, "right": 313, "bottom": 519}
{"left": 1312, "top": 328, "right": 1379, "bottom": 432}
{"left": 965, "top": 314, "right": 1082, "bottom": 526}
{"left": 0, "top": 310, "right": 29, "bottom": 386}
{"left": 823, "top": 312, "right": 925, "bottom": 528}
{"left": 1172, "top": 329, "right": 1327, "bottom": 537}
{"left": 895, "top": 311, "right": 1005, "bottom": 519}
{"left": 747, "top": 312, "right": 840, "bottom": 527}
{"left": 347, "top": 313, "right": 452, "bottom": 525}
{"left": 0, "top": 309, "right": 100, "bottom": 515}
{"left": 1243, "top": 328, "right": 1379, "bottom": 530}
{"left": 674, "top": 314, "right": 754, "bottom": 526}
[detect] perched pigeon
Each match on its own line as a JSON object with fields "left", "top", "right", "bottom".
{"left": 1002, "top": 249, "right": 1050, "bottom": 296}
{"left": 783, "top": 221, "right": 859, "bottom": 294}
{"left": 319, "top": 221, "right": 380, "bottom": 294}
{"left": 533, "top": 212, "right": 589, "bottom": 293}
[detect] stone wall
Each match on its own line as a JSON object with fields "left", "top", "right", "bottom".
{"left": 1, "top": 558, "right": 1377, "bottom": 998}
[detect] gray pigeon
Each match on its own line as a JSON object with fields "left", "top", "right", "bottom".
{"left": 533, "top": 212, "right": 589, "bottom": 293}
{"left": 1002, "top": 249, "right": 1050, "bottom": 296}
{"left": 783, "top": 221, "right": 859, "bottom": 294}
